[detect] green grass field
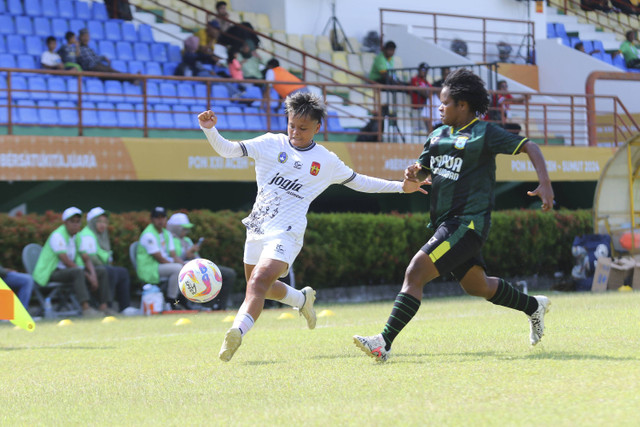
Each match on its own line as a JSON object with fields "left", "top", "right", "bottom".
{"left": 2, "top": 292, "right": 639, "bottom": 426}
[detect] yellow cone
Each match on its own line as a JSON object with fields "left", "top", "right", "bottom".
{"left": 57, "top": 319, "right": 73, "bottom": 327}
{"left": 175, "top": 318, "right": 192, "bottom": 326}
{"left": 277, "top": 312, "right": 296, "bottom": 320}
{"left": 101, "top": 316, "right": 118, "bottom": 323}
{"left": 618, "top": 285, "right": 633, "bottom": 292}
{"left": 318, "top": 309, "right": 335, "bottom": 317}
{"left": 222, "top": 315, "right": 236, "bottom": 323}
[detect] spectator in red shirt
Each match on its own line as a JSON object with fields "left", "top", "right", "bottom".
{"left": 410, "top": 63, "right": 433, "bottom": 133}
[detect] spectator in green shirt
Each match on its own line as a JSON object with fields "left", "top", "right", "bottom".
{"left": 620, "top": 30, "right": 640, "bottom": 69}
{"left": 369, "top": 41, "right": 400, "bottom": 84}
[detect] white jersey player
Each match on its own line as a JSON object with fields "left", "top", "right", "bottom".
{"left": 198, "top": 92, "right": 428, "bottom": 362}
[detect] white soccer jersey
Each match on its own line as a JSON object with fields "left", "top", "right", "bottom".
{"left": 202, "top": 127, "right": 404, "bottom": 242}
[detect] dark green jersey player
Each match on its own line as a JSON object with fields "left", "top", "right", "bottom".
{"left": 354, "top": 69, "right": 555, "bottom": 362}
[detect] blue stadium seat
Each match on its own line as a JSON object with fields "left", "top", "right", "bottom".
{"left": 172, "top": 104, "right": 193, "bottom": 129}
{"left": 0, "top": 106, "right": 7, "bottom": 124}
{"left": 241, "top": 84, "right": 263, "bottom": 107}
{"left": 162, "top": 62, "right": 178, "bottom": 76}
{"left": 28, "top": 76, "right": 48, "bottom": 100}
{"left": 51, "top": 19, "right": 69, "bottom": 39}
{"left": 33, "top": 17, "right": 52, "bottom": 37}
{"left": 116, "top": 102, "right": 137, "bottom": 127}
{"left": 554, "top": 23, "right": 568, "bottom": 38}
{"left": 58, "top": 0, "right": 74, "bottom": 19}
{"left": 87, "top": 20, "right": 105, "bottom": 40}
{"left": 150, "top": 43, "right": 167, "bottom": 62}
{"left": 138, "top": 24, "right": 154, "bottom": 43}
{"left": 177, "top": 82, "right": 194, "bottom": 105}
{"left": 159, "top": 82, "right": 178, "bottom": 104}
{"left": 243, "top": 107, "right": 265, "bottom": 130}
{"left": 24, "top": 0, "right": 41, "bottom": 16}
{"left": 0, "top": 0, "right": 4, "bottom": 13}
{"left": 600, "top": 52, "right": 613, "bottom": 65}
{"left": 212, "top": 84, "right": 231, "bottom": 106}
{"left": 75, "top": 1, "right": 91, "bottom": 20}
{"left": 116, "top": 41, "right": 133, "bottom": 61}
{"left": 212, "top": 107, "right": 229, "bottom": 129}
{"left": 273, "top": 109, "right": 287, "bottom": 132}
{"left": 111, "top": 59, "right": 127, "bottom": 73}
{"left": 153, "top": 104, "right": 174, "bottom": 128}
{"left": 225, "top": 106, "right": 246, "bottom": 130}
{"left": 38, "top": 100, "right": 59, "bottom": 125}
{"left": 66, "top": 78, "right": 82, "bottom": 101}
{"left": 0, "top": 53, "right": 16, "bottom": 69}
{"left": 97, "top": 102, "right": 118, "bottom": 127}
{"left": 145, "top": 81, "right": 160, "bottom": 104}
{"left": 583, "top": 40, "right": 594, "bottom": 53}
{"left": 69, "top": 19, "right": 86, "bottom": 35}
{"left": 7, "top": 35, "right": 25, "bottom": 55}
{"left": 92, "top": 2, "right": 108, "bottom": 21}
{"left": 15, "top": 17, "right": 34, "bottom": 36}
{"left": 122, "top": 81, "right": 142, "bottom": 103}
{"left": 128, "top": 60, "right": 144, "bottom": 75}
{"left": 42, "top": 0, "right": 58, "bottom": 18}
{"left": 58, "top": 100, "right": 78, "bottom": 125}
{"left": 0, "top": 16, "right": 13, "bottom": 35}
{"left": 167, "top": 45, "right": 182, "bottom": 63}
{"left": 48, "top": 76, "right": 68, "bottom": 101}
{"left": 327, "top": 111, "right": 345, "bottom": 132}
{"left": 121, "top": 22, "right": 137, "bottom": 42}
{"left": 134, "top": 42, "right": 151, "bottom": 62}
{"left": 25, "top": 36, "right": 43, "bottom": 56}
{"left": 194, "top": 83, "right": 208, "bottom": 102}
{"left": 8, "top": 0, "right": 23, "bottom": 15}
{"left": 546, "top": 22, "right": 556, "bottom": 38}
{"left": 134, "top": 103, "right": 156, "bottom": 128}
{"left": 16, "top": 100, "right": 38, "bottom": 124}
{"left": 98, "top": 40, "right": 116, "bottom": 61}
{"left": 145, "top": 61, "right": 162, "bottom": 76}
{"left": 612, "top": 54, "right": 627, "bottom": 71}
{"left": 17, "top": 54, "right": 37, "bottom": 70}
{"left": 104, "top": 80, "right": 124, "bottom": 103}
{"left": 81, "top": 101, "right": 99, "bottom": 126}
{"left": 569, "top": 37, "right": 581, "bottom": 48}
{"left": 105, "top": 21, "right": 121, "bottom": 41}
{"left": 0, "top": 36, "right": 5, "bottom": 53}
{"left": 85, "top": 78, "right": 106, "bottom": 102}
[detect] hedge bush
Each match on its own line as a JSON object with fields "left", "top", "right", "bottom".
{"left": 0, "top": 209, "right": 593, "bottom": 291}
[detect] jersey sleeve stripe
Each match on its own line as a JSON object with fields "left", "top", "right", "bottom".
{"left": 238, "top": 142, "right": 248, "bottom": 157}
{"left": 512, "top": 137, "right": 528, "bottom": 155}
{"left": 340, "top": 172, "right": 357, "bottom": 185}
{"left": 419, "top": 162, "right": 431, "bottom": 171}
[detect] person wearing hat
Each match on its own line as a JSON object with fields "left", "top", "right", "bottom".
{"left": 167, "top": 213, "right": 236, "bottom": 311}
{"left": 410, "top": 63, "right": 434, "bottom": 134}
{"left": 77, "top": 208, "right": 138, "bottom": 316}
{"left": 136, "top": 207, "right": 184, "bottom": 309}
{"left": 32, "top": 207, "right": 107, "bottom": 317}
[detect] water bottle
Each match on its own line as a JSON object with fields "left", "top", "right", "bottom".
{"left": 44, "top": 297, "right": 53, "bottom": 319}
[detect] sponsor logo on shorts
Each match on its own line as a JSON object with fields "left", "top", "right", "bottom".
{"left": 310, "top": 161, "right": 321, "bottom": 176}
{"left": 275, "top": 244, "right": 285, "bottom": 255}
{"left": 278, "top": 152, "right": 288, "bottom": 163}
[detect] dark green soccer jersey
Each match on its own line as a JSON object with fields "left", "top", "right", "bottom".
{"left": 418, "top": 119, "right": 528, "bottom": 238}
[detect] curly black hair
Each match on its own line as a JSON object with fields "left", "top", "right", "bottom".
{"left": 285, "top": 92, "right": 327, "bottom": 124}
{"left": 442, "top": 68, "right": 490, "bottom": 116}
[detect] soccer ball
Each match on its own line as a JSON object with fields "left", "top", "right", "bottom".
{"left": 178, "top": 258, "right": 223, "bottom": 303}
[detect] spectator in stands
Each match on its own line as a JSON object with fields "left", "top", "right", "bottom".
{"left": 575, "top": 41, "right": 602, "bottom": 55}
{"left": 58, "top": 31, "right": 82, "bottom": 71}
{"left": 135, "top": 207, "right": 185, "bottom": 310}
{"left": 263, "top": 58, "right": 308, "bottom": 99}
{"left": 620, "top": 30, "right": 640, "bottom": 69}
{"left": 227, "top": 46, "right": 244, "bottom": 80}
{"left": 166, "top": 213, "right": 236, "bottom": 311}
{"left": 580, "top": 0, "right": 612, "bottom": 12}
{"left": 433, "top": 67, "right": 450, "bottom": 88}
{"left": 104, "top": 0, "right": 132, "bottom": 20}
{"left": 216, "top": 1, "right": 232, "bottom": 33}
{"left": 220, "top": 22, "right": 261, "bottom": 52}
{"left": 369, "top": 40, "right": 399, "bottom": 84}
{"left": 76, "top": 207, "right": 139, "bottom": 316}
{"left": 410, "top": 63, "right": 433, "bottom": 133}
{"left": 32, "top": 207, "right": 109, "bottom": 317}
{"left": 77, "top": 28, "right": 121, "bottom": 75}
{"left": 238, "top": 41, "right": 264, "bottom": 80}
{"left": 41, "top": 36, "right": 65, "bottom": 70}
{"left": 175, "top": 35, "right": 211, "bottom": 77}
{"left": 195, "top": 20, "right": 224, "bottom": 64}
{"left": 0, "top": 264, "right": 34, "bottom": 314}
{"left": 612, "top": 0, "right": 640, "bottom": 14}
{"left": 497, "top": 41, "right": 514, "bottom": 63}
{"left": 487, "top": 80, "right": 528, "bottom": 133}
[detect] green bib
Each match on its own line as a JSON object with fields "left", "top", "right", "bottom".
{"left": 33, "top": 225, "right": 73, "bottom": 286}
{"left": 136, "top": 224, "right": 172, "bottom": 284}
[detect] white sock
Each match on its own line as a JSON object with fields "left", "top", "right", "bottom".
{"left": 278, "top": 286, "right": 305, "bottom": 308}
{"left": 232, "top": 312, "right": 255, "bottom": 337}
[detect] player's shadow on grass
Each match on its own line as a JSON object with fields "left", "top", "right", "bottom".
{"left": 0, "top": 345, "right": 117, "bottom": 351}
{"left": 393, "top": 350, "right": 640, "bottom": 362}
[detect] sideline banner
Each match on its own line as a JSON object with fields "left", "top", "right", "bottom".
{"left": 0, "top": 135, "right": 616, "bottom": 182}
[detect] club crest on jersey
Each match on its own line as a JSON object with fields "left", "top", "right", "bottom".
{"left": 454, "top": 136, "right": 469, "bottom": 150}
{"left": 278, "top": 152, "right": 288, "bottom": 163}
{"left": 310, "top": 161, "right": 321, "bottom": 176}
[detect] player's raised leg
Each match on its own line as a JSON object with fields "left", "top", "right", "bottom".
{"left": 265, "top": 280, "right": 316, "bottom": 329}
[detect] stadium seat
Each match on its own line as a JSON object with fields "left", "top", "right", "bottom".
{"left": 28, "top": 76, "right": 48, "bottom": 100}
{"left": 162, "top": 62, "right": 178, "bottom": 76}
{"left": 48, "top": 76, "right": 68, "bottom": 101}
{"left": 85, "top": 78, "right": 106, "bottom": 102}
{"left": 24, "top": 0, "right": 41, "bottom": 16}
{"left": 569, "top": 37, "right": 581, "bottom": 48}
{"left": 612, "top": 54, "right": 627, "bottom": 71}
{"left": 116, "top": 102, "right": 137, "bottom": 127}
{"left": 7, "top": 35, "right": 25, "bottom": 55}
{"left": 0, "top": 0, "right": 4, "bottom": 13}
{"left": 193, "top": 83, "right": 208, "bottom": 103}
{"left": 69, "top": 19, "right": 86, "bottom": 35}
{"left": 327, "top": 111, "right": 345, "bottom": 132}
{"left": 58, "top": 0, "right": 74, "bottom": 19}
{"left": 177, "top": 82, "right": 195, "bottom": 105}
{"left": 33, "top": 17, "right": 52, "bottom": 38}
{"left": 97, "top": 102, "right": 118, "bottom": 127}
{"left": 92, "top": 2, "right": 109, "bottom": 21}
{"left": 240, "top": 84, "right": 263, "bottom": 107}
{"left": 122, "top": 81, "right": 142, "bottom": 103}
{"left": 0, "top": 16, "right": 13, "bottom": 35}
{"left": 0, "top": 53, "right": 16, "bottom": 68}
{"left": 38, "top": 100, "right": 59, "bottom": 125}
{"left": 25, "top": 36, "right": 42, "bottom": 56}
{"left": 225, "top": 106, "right": 245, "bottom": 130}
{"left": 16, "top": 100, "right": 38, "bottom": 124}
{"left": 17, "top": 54, "right": 36, "bottom": 70}
{"left": 42, "top": 0, "right": 58, "bottom": 18}
{"left": 0, "top": 36, "right": 5, "bottom": 54}
{"left": 153, "top": 103, "right": 174, "bottom": 128}
{"left": 134, "top": 103, "right": 156, "bottom": 128}
{"left": 134, "top": 42, "right": 151, "bottom": 62}
{"left": 212, "top": 84, "right": 231, "bottom": 106}
{"left": 159, "top": 82, "right": 178, "bottom": 104}
{"left": 592, "top": 40, "right": 605, "bottom": 53}
{"left": 546, "top": 22, "right": 556, "bottom": 38}
{"left": 87, "top": 20, "right": 105, "bottom": 40}
{"left": 150, "top": 43, "right": 167, "bottom": 63}
{"left": 172, "top": 104, "right": 193, "bottom": 129}
{"left": 128, "top": 60, "right": 144, "bottom": 75}
{"left": 145, "top": 61, "right": 162, "bottom": 76}
{"left": 15, "top": 17, "right": 33, "bottom": 37}
{"left": 167, "top": 45, "right": 182, "bottom": 63}
{"left": 138, "top": 24, "right": 154, "bottom": 43}
{"left": 121, "top": 22, "right": 137, "bottom": 42}
{"left": 51, "top": 18, "right": 69, "bottom": 39}
{"left": 75, "top": 1, "right": 91, "bottom": 20}
{"left": 583, "top": 40, "right": 594, "bottom": 53}
{"left": 98, "top": 40, "right": 116, "bottom": 61}
{"left": 211, "top": 106, "right": 229, "bottom": 129}
{"left": 116, "top": 41, "right": 134, "bottom": 61}
{"left": 105, "top": 21, "right": 122, "bottom": 41}
{"left": 145, "top": 81, "right": 160, "bottom": 104}
{"left": 66, "top": 78, "right": 83, "bottom": 101}
{"left": 0, "top": 106, "right": 8, "bottom": 124}
{"left": 58, "top": 100, "right": 79, "bottom": 125}
{"left": 111, "top": 59, "right": 127, "bottom": 73}
{"left": 8, "top": 0, "right": 23, "bottom": 15}
{"left": 104, "top": 80, "right": 124, "bottom": 103}
{"left": 243, "top": 106, "right": 265, "bottom": 130}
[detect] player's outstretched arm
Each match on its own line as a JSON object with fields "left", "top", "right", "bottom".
{"left": 402, "top": 163, "right": 431, "bottom": 194}
{"left": 521, "top": 141, "right": 554, "bottom": 211}
{"left": 198, "top": 110, "right": 243, "bottom": 158}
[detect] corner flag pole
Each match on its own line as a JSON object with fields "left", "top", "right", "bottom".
{"left": 0, "top": 278, "right": 36, "bottom": 332}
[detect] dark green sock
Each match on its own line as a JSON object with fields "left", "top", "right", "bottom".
{"left": 489, "top": 278, "right": 538, "bottom": 316}
{"left": 381, "top": 292, "right": 421, "bottom": 350}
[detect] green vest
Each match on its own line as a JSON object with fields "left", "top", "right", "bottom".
{"left": 33, "top": 225, "right": 74, "bottom": 286}
{"left": 172, "top": 235, "right": 196, "bottom": 259}
{"left": 136, "top": 224, "right": 172, "bottom": 284}
{"left": 76, "top": 227, "right": 111, "bottom": 266}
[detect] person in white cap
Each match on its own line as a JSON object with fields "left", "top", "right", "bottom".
{"left": 32, "top": 207, "right": 108, "bottom": 317}
{"left": 167, "top": 212, "right": 236, "bottom": 311}
{"left": 76, "top": 207, "right": 139, "bottom": 316}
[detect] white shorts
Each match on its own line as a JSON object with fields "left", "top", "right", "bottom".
{"left": 243, "top": 234, "right": 303, "bottom": 277}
